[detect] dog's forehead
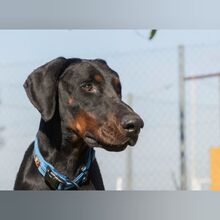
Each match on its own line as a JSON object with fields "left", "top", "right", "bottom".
{"left": 63, "top": 59, "right": 119, "bottom": 81}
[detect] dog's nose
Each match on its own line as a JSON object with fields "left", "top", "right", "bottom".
{"left": 121, "top": 114, "right": 144, "bottom": 134}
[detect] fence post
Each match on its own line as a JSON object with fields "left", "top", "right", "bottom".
{"left": 126, "top": 93, "right": 133, "bottom": 190}
{"left": 0, "top": 91, "right": 4, "bottom": 149}
{"left": 178, "top": 45, "right": 187, "bottom": 190}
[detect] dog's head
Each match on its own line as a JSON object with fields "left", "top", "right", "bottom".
{"left": 24, "top": 57, "right": 144, "bottom": 151}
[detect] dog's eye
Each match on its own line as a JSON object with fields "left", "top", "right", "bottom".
{"left": 81, "top": 82, "right": 96, "bottom": 93}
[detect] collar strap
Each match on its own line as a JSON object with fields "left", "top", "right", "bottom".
{"left": 33, "top": 137, "right": 95, "bottom": 190}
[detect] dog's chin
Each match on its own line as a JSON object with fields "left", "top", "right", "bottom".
{"left": 83, "top": 136, "right": 138, "bottom": 152}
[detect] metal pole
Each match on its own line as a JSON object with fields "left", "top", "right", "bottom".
{"left": 219, "top": 77, "right": 220, "bottom": 141}
{"left": 178, "top": 45, "right": 187, "bottom": 190}
{"left": 184, "top": 72, "right": 220, "bottom": 81}
{"left": 126, "top": 93, "right": 133, "bottom": 190}
{"left": 190, "top": 79, "right": 198, "bottom": 189}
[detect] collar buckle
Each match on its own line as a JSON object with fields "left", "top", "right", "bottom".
{"left": 44, "top": 167, "right": 64, "bottom": 190}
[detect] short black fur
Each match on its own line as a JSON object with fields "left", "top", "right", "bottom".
{"left": 14, "top": 57, "right": 144, "bottom": 190}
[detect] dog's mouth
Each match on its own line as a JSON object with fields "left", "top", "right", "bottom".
{"left": 84, "top": 134, "right": 138, "bottom": 152}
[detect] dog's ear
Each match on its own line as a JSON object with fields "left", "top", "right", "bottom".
{"left": 23, "top": 57, "right": 70, "bottom": 121}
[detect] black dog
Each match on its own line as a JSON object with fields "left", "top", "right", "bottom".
{"left": 14, "top": 57, "right": 144, "bottom": 190}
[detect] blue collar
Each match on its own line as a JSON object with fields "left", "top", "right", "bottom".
{"left": 33, "top": 137, "right": 95, "bottom": 190}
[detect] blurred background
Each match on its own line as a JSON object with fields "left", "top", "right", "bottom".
{"left": 1, "top": 30, "right": 220, "bottom": 190}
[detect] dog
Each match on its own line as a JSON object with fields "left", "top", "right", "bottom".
{"left": 14, "top": 57, "right": 144, "bottom": 190}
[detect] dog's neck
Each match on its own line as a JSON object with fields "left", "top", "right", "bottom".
{"left": 37, "top": 112, "right": 88, "bottom": 179}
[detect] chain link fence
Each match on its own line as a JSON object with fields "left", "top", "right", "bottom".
{"left": 1, "top": 43, "right": 220, "bottom": 190}
{"left": 185, "top": 44, "right": 220, "bottom": 190}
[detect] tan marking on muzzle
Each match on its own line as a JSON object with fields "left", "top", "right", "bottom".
{"left": 67, "top": 97, "right": 74, "bottom": 105}
{"left": 97, "top": 113, "right": 126, "bottom": 145}
{"left": 68, "top": 110, "right": 99, "bottom": 136}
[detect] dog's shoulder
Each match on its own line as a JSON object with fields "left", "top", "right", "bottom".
{"left": 14, "top": 142, "right": 34, "bottom": 190}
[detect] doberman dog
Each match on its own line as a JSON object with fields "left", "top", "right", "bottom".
{"left": 14, "top": 57, "right": 144, "bottom": 190}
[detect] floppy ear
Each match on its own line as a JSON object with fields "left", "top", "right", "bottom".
{"left": 23, "top": 57, "right": 70, "bottom": 121}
